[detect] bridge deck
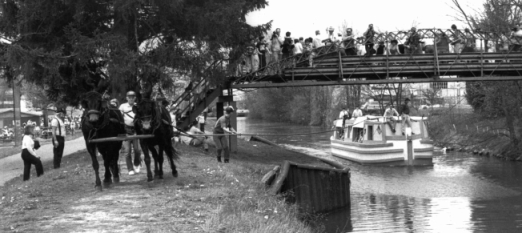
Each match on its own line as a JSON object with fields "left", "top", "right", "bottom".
{"left": 232, "top": 52, "right": 522, "bottom": 88}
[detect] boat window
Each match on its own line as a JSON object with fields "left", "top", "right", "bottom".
{"left": 368, "top": 125, "right": 373, "bottom": 141}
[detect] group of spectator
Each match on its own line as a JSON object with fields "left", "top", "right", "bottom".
{"left": 241, "top": 24, "right": 522, "bottom": 73}
{"left": 20, "top": 108, "right": 67, "bottom": 181}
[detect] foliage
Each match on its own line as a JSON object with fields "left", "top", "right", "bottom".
{"left": 0, "top": 0, "right": 270, "bottom": 105}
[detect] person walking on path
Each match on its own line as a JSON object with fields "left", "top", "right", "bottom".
{"left": 21, "top": 125, "right": 43, "bottom": 181}
{"left": 119, "top": 91, "right": 142, "bottom": 175}
{"left": 383, "top": 104, "right": 399, "bottom": 133}
{"left": 213, "top": 106, "right": 237, "bottom": 163}
{"left": 51, "top": 108, "right": 66, "bottom": 169}
{"left": 401, "top": 98, "right": 414, "bottom": 136}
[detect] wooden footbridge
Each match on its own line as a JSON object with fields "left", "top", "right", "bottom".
{"left": 171, "top": 28, "right": 522, "bottom": 130}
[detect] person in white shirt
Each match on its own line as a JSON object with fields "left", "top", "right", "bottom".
{"left": 119, "top": 91, "right": 142, "bottom": 175}
{"left": 338, "top": 107, "right": 351, "bottom": 139}
{"left": 21, "top": 125, "right": 43, "bottom": 181}
{"left": 181, "top": 121, "right": 209, "bottom": 152}
{"left": 352, "top": 106, "right": 363, "bottom": 118}
{"left": 51, "top": 108, "right": 66, "bottom": 169}
{"left": 383, "top": 104, "right": 400, "bottom": 133}
{"left": 313, "top": 30, "right": 323, "bottom": 49}
{"left": 293, "top": 39, "right": 303, "bottom": 56}
{"left": 196, "top": 112, "right": 206, "bottom": 132}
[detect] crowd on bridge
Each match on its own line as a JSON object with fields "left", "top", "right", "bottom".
{"left": 241, "top": 24, "right": 522, "bottom": 73}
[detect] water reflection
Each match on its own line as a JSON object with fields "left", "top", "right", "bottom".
{"left": 237, "top": 118, "right": 522, "bottom": 232}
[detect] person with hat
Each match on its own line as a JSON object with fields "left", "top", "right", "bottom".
{"left": 400, "top": 98, "right": 414, "bottom": 136}
{"left": 119, "top": 90, "right": 142, "bottom": 175}
{"left": 51, "top": 107, "right": 66, "bottom": 168}
{"left": 323, "top": 27, "right": 338, "bottom": 46}
{"left": 21, "top": 124, "right": 43, "bottom": 181}
{"left": 213, "top": 106, "right": 237, "bottom": 163}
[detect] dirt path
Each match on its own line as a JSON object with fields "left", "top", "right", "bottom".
{"left": 0, "top": 137, "right": 86, "bottom": 186}
{"left": 0, "top": 137, "right": 324, "bottom": 232}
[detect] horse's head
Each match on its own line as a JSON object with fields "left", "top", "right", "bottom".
{"left": 136, "top": 99, "right": 156, "bottom": 131}
{"left": 81, "top": 92, "right": 104, "bottom": 123}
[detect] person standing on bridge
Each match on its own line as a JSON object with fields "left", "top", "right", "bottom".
{"left": 51, "top": 108, "right": 66, "bottom": 169}
{"left": 509, "top": 26, "right": 522, "bottom": 52}
{"left": 213, "top": 106, "right": 237, "bottom": 163}
{"left": 450, "top": 24, "right": 464, "bottom": 54}
{"left": 21, "top": 125, "right": 43, "bottom": 181}
{"left": 405, "top": 27, "right": 421, "bottom": 55}
{"left": 343, "top": 28, "right": 357, "bottom": 56}
{"left": 363, "top": 24, "right": 376, "bottom": 55}
{"left": 313, "top": 30, "right": 323, "bottom": 49}
{"left": 401, "top": 98, "right": 414, "bottom": 136}
{"left": 119, "top": 91, "right": 142, "bottom": 175}
{"left": 270, "top": 29, "right": 283, "bottom": 63}
{"left": 462, "top": 28, "right": 476, "bottom": 53}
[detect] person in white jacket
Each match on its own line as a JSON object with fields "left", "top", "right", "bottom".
{"left": 21, "top": 125, "right": 43, "bottom": 181}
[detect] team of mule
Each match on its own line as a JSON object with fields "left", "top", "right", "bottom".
{"left": 81, "top": 91, "right": 178, "bottom": 190}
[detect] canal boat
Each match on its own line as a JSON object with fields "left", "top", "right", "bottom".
{"left": 330, "top": 116, "right": 433, "bottom": 166}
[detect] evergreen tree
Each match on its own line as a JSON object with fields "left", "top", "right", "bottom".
{"left": 0, "top": 0, "right": 270, "bottom": 105}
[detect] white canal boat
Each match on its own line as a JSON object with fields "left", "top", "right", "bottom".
{"left": 330, "top": 116, "right": 433, "bottom": 166}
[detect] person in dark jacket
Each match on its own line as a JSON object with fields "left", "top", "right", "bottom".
{"left": 405, "top": 27, "right": 421, "bottom": 54}
{"left": 401, "top": 98, "right": 414, "bottom": 135}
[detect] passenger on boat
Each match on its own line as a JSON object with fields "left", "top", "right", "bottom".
{"left": 338, "top": 107, "right": 351, "bottom": 139}
{"left": 400, "top": 98, "right": 414, "bottom": 136}
{"left": 383, "top": 104, "right": 399, "bottom": 133}
{"left": 352, "top": 106, "right": 363, "bottom": 118}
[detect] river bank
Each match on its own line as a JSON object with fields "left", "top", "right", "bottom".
{"left": 0, "top": 129, "right": 329, "bottom": 232}
{"left": 429, "top": 113, "right": 522, "bottom": 161}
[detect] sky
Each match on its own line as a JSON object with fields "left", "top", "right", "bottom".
{"left": 246, "top": 0, "right": 478, "bottom": 38}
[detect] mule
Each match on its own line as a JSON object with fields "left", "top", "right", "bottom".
{"left": 134, "top": 99, "right": 179, "bottom": 181}
{"left": 81, "top": 92, "right": 125, "bottom": 191}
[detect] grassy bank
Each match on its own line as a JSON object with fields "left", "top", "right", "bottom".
{"left": 0, "top": 133, "right": 84, "bottom": 160}
{"left": 428, "top": 111, "right": 517, "bottom": 159}
{"left": 0, "top": 133, "right": 326, "bottom": 232}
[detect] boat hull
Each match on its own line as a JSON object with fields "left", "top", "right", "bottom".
{"left": 330, "top": 139, "right": 433, "bottom": 166}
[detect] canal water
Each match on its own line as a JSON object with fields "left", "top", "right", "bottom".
{"left": 237, "top": 118, "right": 522, "bottom": 233}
